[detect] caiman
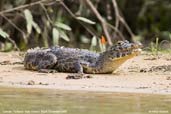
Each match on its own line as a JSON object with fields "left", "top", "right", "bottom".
{"left": 24, "top": 40, "right": 142, "bottom": 79}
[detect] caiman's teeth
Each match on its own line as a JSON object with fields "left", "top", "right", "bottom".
{"left": 116, "top": 52, "right": 122, "bottom": 57}
{"left": 137, "top": 49, "right": 142, "bottom": 51}
{"left": 122, "top": 53, "right": 125, "bottom": 56}
{"left": 133, "top": 48, "right": 142, "bottom": 52}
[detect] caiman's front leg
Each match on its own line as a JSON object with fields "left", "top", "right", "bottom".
{"left": 66, "top": 62, "right": 92, "bottom": 79}
{"left": 37, "top": 52, "right": 58, "bottom": 73}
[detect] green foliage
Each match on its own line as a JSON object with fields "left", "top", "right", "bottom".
{"left": 80, "top": 36, "right": 90, "bottom": 44}
{"left": 0, "top": 0, "right": 171, "bottom": 51}
{"left": 149, "top": 37, "right": 159, "bottom": 56}
{"left": 24, "top": 9, "right": 41, "bottom": 35}
{"left": 137, "top": 0, "right": 171, "bottom": 38}
{"left": 55, "top": 22, "right": 72, "bottom": 31}
{"left": 0, "top": 28, "right": 9, "bottom": 38}
{"left": 52, "top": 28, "right": 59, "bottom": 45}
{"left": 90, "top": 36, "right": 97, "bottom": 51}
{"left": 53, "top": 21, "right": 71, "bottom": 45}
{"left": 3, "top": 42, "right": 13, "bottom": 52}
{"left": 76, "top": 17, "right": 96, "bottom": 25}
{"left": 58, "top": 30, "right": 70, "bottom": 42}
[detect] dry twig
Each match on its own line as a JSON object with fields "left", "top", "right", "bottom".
{"left": 112, "top": 0, "right": 135, "bottom": 41}
{"left": 0, "top": 0, "right": 57, "bottom": 15}
{"left": 85, "top": 0, "right": 113, "bottom": 45}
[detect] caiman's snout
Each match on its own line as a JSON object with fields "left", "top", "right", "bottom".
{"left": 130, "top": 41, "right": 143, "bottom": 55}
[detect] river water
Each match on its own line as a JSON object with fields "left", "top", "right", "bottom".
{"left": 0, "top": 87, "right": 171, "bottom": 114}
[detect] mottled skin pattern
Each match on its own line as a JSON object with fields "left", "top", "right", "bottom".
{"left": 24, "top": 40, "right": 142, "bottom": 79}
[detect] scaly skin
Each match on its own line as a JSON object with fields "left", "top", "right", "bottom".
{"left": 24, "top": 40, "right": 142, "bottom": 79}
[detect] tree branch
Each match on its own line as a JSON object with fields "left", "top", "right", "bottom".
{"left": 0, "top": 14, "right": 27, "bottom": 43}
{"left": 85, "top": 0, "right": 113, "bottom": 45}
{"left": 112, "top": 0, "right": 135, "bottom": 41}
{"left": 0, "top": 0, "right": 59, "bottom": 15}
{"left": 112, "top": 0, "right": 119, "bottom": 29}
{"left": 59, "top": 1, "right": 97, "bottom": 37}
{"left": 40, "top": 3, "right": 53, "bottom": 24}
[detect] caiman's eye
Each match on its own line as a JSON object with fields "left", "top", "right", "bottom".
{"left": 117, "top": 42, "right": 121, "bottom": 45}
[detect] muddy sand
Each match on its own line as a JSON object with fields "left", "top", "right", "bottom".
{"left": 0, "top": 52, "right": 171, "bottom": 94}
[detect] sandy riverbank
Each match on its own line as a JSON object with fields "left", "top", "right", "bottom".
{"left": 0, "top": 52, "right": 171, "bottom": 94}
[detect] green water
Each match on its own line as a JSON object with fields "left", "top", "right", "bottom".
{"left": 0, "top": 87, "right": 171, "bottom": 114}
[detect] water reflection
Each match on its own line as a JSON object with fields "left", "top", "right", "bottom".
{"left": 0, "top": 87, "right": 171, "bottom": 114}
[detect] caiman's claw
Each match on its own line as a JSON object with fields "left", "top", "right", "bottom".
{"left": 38, "top": 69, "right": 57, "bottom": 73}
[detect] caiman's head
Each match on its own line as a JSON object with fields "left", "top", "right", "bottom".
{"left": 98, "top": 40, "right": 142, "bottom": 73}
{"left": 106, "top": 40, "right": 142, "bottom": 59}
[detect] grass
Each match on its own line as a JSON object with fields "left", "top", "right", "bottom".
{"left": 143, "top": 38, "right": 171, "bottom": 59}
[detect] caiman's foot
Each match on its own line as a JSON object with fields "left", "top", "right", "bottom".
{"left": 38, "top": 69, "right": 57, "bottom": 73}
{"left": 66, "top": 74, "right": 92, "bottom": 79}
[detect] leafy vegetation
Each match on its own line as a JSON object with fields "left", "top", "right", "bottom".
{"left": 0, "top": 0, "right": 171, "bottom": 51}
